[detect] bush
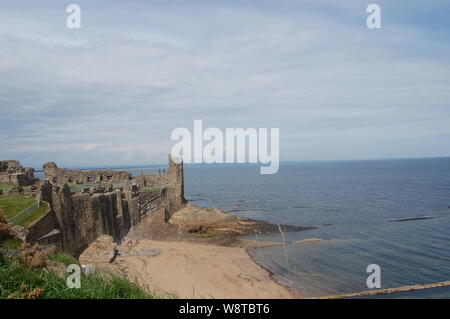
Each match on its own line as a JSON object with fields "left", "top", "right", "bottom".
{"left": 0, "top": 208, "right": 15, "bottom": 241}
{"left": 1, "top": 238, "right": 23, "bottom": 250}
{"left": 0, "top": 206, "right": 158, "bottom": 299}
{"left": 20, "top": 243, "right": 53, "bottom": 268}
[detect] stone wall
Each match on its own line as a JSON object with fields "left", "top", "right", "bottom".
{"left": 27, "top": 206, "right": 57, "bottom": 242}
{"left": 43, "top": 162, "right": 132, "bottom": 185}
{"left": 135, "top": 155, "right": 184, "bottom": 201}
{"left": 38, "top": 186, "right": 183, "bottom": 257}
{"left": 0, "top": 160, "right": 36, "bottom": 186}
{"left": 42, "top": 155, "right": 184, "bottom": 195}
{"left": 0, "top": 160, "right": 22, "bottom": 173}
{"left": 33, "top": 156, "right": 186, "bottom": 256}
{"left": 37, "top": 184, "right": 124, "bottom": 256}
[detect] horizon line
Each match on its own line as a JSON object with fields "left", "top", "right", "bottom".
{"left": 30, "top": 155, "right": 450, "bottom": 171}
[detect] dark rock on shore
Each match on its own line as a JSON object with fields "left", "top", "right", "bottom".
{"left": 128, "top": 205, "right": 314, "bottom": 247}
{"left": 169, "top": 205, "right": 314, "bottom": 237}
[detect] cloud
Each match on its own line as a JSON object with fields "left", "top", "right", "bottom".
{"left": 0, "top": 0, "right": 449, "bottom": 167}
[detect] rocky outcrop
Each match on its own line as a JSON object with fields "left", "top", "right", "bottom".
{"left": 169, "top": 205, "right": 313, "bottom": 236}
{"left": 79, "top": 235, "right": 117, "bottom": 264}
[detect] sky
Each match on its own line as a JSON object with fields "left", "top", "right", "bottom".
{"left": 0, "top": 0, "right": 449, "bottom": 168}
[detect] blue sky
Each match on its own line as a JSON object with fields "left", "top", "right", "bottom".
{"left": 0, "top": 0, "right": 449, "bottom": 167}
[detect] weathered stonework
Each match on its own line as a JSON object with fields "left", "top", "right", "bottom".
{"left": 0, "top": 160, "right": 36, "bottom": 186}
{"left": 43, "top": 162, "right": 132, "bottom": 185}
{"left": 31, "top": 155, "right": 186, "bottom": 256}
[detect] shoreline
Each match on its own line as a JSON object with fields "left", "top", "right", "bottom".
{"left": 244, "top": 245, "right": 303, "bottom": 298}
{"left": 78, "top": 205, "right": 450, "bottom": 299}
{"left": 80, "top": 236, "right": 299, "bottom": 299}
{"left": 78, "top": 205, "right": 306, "bottom": 299}
{"left": 245, "top": 241, "right": 450, "bottom": 299}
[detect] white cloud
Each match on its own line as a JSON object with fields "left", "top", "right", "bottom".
{"left": 0, "top": 0, "right": 449, "bottom": 167}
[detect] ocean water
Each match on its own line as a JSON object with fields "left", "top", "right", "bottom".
{"left": 35, "top": 158, "right": 450, "bottom": 298}
{"left": 183, "top": 158, "right": 450, "bottom": 298}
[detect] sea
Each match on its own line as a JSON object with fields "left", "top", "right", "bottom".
{"left": 35, "top": 157, "right": 450, "bottom": 298}
{"left": 182, "top": 158, "right": 450, "bottom": 298}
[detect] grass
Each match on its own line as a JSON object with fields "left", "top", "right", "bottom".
{"left": 141, "top": 186, "right": 161, "bottom": 191}
{"left": 0, "top": 196, "right": 36, "bottom": 219}
{"left": 0, "top": 185, "right": 32, "bottom": 194}
{"left": 0, "top": 196, "right": 50, "bottom": 227}
{"left": 0, "top": 256, "right": 158, "bottom": 299}
{"left": 12, "top": 201, "right": 50, "bottom": 227}
{"left": 1, "top": 238, "right": 23, "bottom": 250}
{"left": 68, "top": 184, "right": 91, "bottom": 192}
{"left": 49, "top": 253, "right": 79, "bottom": 267}
{"left": 0, "top": 184, "right": 13, "bottom": 194}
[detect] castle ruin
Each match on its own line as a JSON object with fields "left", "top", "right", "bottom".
{"left": 1, "top": 156, "right": 186, "bottom": 257}
{"left": 0, "top": 160, "right": 37, "bottom": 186}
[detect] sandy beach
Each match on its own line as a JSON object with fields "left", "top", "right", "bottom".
{"left": 121, "top": 239, "right": 295, "bottom": 298}
{"left": 77, "top": 205, "right": 302, "bottom": 299}
{"left": 80, "top": 235, "right": 296, "bottom": 299}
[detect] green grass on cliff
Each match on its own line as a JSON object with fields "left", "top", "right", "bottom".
{"left": 0, "top": 256, "right": 159, "bottom": 299}
{"left": 12, "top": 201, "right": 50, "bottom": 227}
{"left": 0, "top": 196, "right": 50, "bottom": 227}
{"left": 0, "top": 196, "right": 36, "bottom": 219}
